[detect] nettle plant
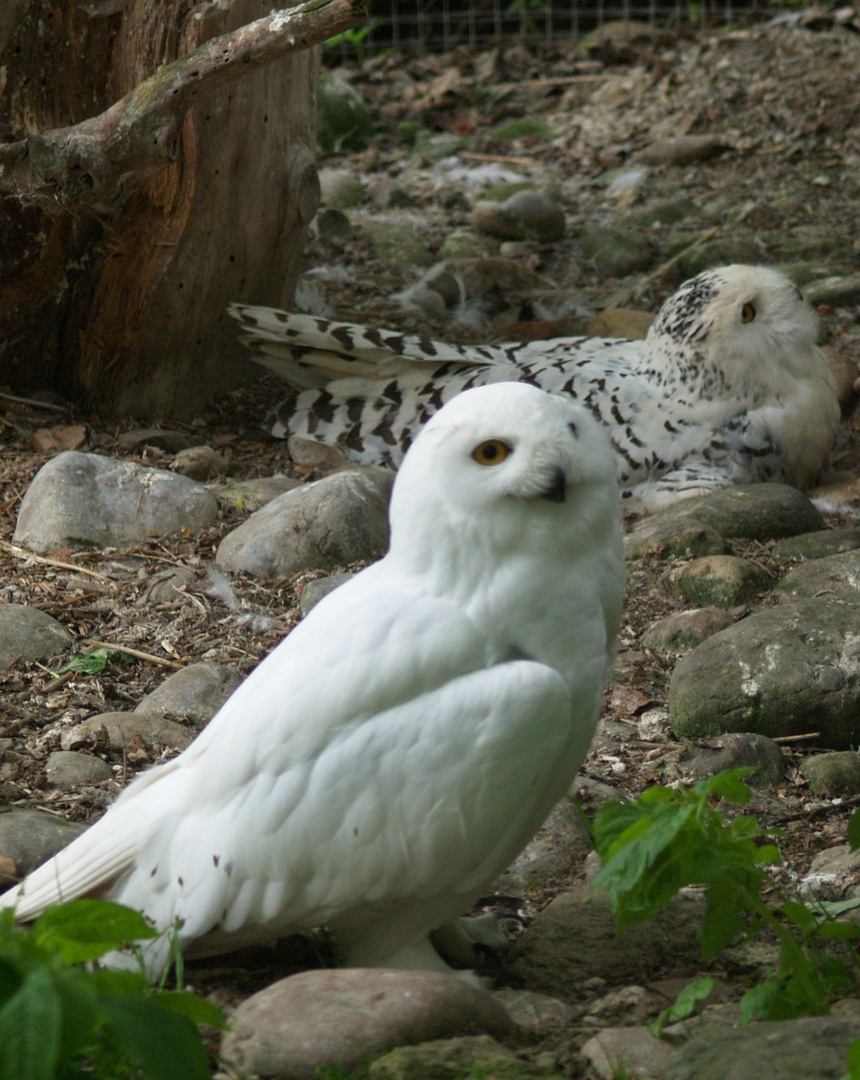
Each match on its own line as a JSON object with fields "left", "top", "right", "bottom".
{"left": 592, "top": 769, "right": 860, "bottom": 1074}
{"left": 0, "top": 899, "right": 223, "bottom": 1080}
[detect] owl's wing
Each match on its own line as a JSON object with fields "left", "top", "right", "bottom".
{"left": 3, "top": 573, "right": 582, "bottom": 955}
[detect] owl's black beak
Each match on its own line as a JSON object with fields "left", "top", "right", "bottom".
{"left": 540, "top": 467, "right": 567, "bottom": 503}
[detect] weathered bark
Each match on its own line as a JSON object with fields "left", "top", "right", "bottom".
{"left": 0, "top": 0, "right": 366, "bottom": 417}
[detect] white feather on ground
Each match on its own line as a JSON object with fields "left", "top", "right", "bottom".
{"left": 0, "top": 383, "right": 624, "bottom": 979}
{"left": 231, "top": 265, "right": 840, "bottom": 508}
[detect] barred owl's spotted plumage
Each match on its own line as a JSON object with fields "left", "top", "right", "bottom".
{"left": 230, "top": 265, "right": 839, "bottom": 507}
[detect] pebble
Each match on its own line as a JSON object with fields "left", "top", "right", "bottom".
{"left": 317, "top": 74, "right": 374, "bottom": 154}
{"left": 13, "top": 451, "right": 218, "bottom": 554}
{"left": 509, "top": 890, "right": 705, "bottom": 998}
{"left": 662, "top": 1015, "right": 860, "bottom": 1080}
{"left": 287, "top": 436, "right": 351, "bottom": 472}
{"left": 772, "top": 528, "right": 860, "bottom": 559}
{"left": 318, "top": 167, "right": 367, "bottom": 209}
{"left": 668, "top": 554, "right": 771, "bottom": 607}
{"left": 493, "top": 989, "right": 580, "bottom": 1032}
{"left": 775, "top": 549, "right": 860, "bottom": 600}
{"left": 473, "top": 190, "right": 566, "bottom": 243}
{"left": 582, "top": 1025, "right": 676, "bottom": 1080}
{"left": 800, "top": 752, "right": 860, "bottom": 798}
{"left": 44, "top": 750, "right": 113, "bottom": 790}
{"left": 135, "top": 662, "right": 241, "bottom": 724}
{"left": 170, "top": 445, "right": 230, "bottom": 480}
{"left": 675, "top": 732, "right": 785, "bottom": 787}
{"left": 211, "top": 475, "right": 301, "bottom": 513}
{"left": 642, "top": 607, "right": 735, "bottom": 653}
{"left": 135, "top": 566, "right": 199, "bottom": 607}
{"left": 0, "top": 809, "right": 87, "bottom": 877}
{"left": 635, "top": 134, "right": 731, "bottom": 166}
{"left": 369, "top": 1035, "right": 559, "bottom": 1080}
{"left": 299, "top": 572, "right": 355, "bottom": 616}
{"left": 221, "top": 969, "right": 513, "bottom": 1080}
{"left": 669, "top": 598, "right": 860, "bottom": 747}
{"left": 62, "top": 711, "right": 195, "bottom": 753}
{"left": 216, "top": 466, "right": 393, "bottom": 579}
{"left": 0, "top": 603, "right": 73, "bottom": 671}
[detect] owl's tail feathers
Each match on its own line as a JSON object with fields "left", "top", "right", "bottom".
{"left": 228, "top": 306, "right": 493, "bottom": 390}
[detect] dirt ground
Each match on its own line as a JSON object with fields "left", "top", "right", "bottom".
{"left": 1, "top": 10, "right": 860, "bottom": 1025}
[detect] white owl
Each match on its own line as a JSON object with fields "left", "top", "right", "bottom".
{"left": 231, "top": 265, "right": 840, "bottom": 509}
{"left": 2, "top": 383, "right": 624, "bottom": 980}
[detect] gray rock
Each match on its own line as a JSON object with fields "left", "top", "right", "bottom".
{"left": 314, "top": 207, "right": 353, "bottom": 245}
{"left": 63, "top": 711, "right": 195, "bottom": 753}
{"left": 625, "top": 518, "right": 729, "bottom": 560}
{"left": 581, "top": 1025, "right": 677, "bottom": 1080}
{"left": 0, "top": 603, "right": 73, "bottom": 670}
{"left": 412, "top": 131, "right": 466, "bottom": 161}
{"left": 635, "top": 134, "right": 731, "bottom": 166}
{"left": 299, "top": 572, "right": 356, "bottom": 616}
{"left": 662, "top": 1015, "right": 860, "bottom": 1080}
{"left": 800, "top": 844, "right": 860, "bottom": 902}
{"left": 369, "top": 1034, "right": 559, "bottom": 1080}
{"left": 803, "top": 273, "right": 860, "bottom": 306}
{"left": 221, "top": 969, "right": 514, "bottom": 1080}
{"left": 495, "top": 799, "right": 591, "bottom": 893}
{"left": 287, "top": 436, "right": 351, "bottom": 472}
{"left": 318, "top": 167, "right": 367, "bottom": 209}
{"left": 668, "top": 555, "right": 771, "bottom": 608}
{"left": 13, "top": 452, "right": 218, "bottom": 554}
{"left": 135, "top": 662, "right": 241, "bottom": 723}
{"left": 493, "top": 989, "right": 580, "bottom": 1032}
{"left": 775, "top": 550, "right": 860, "bottom": 600}
{"left": 473, "top": 190, "right": 566, "bottom": 243}
{"left": 439, "top": 229, "right": 496, "bottom": 260}
{"left": 317, "top": 73, "right": 374, "bottom": 154}
{"left": 359, "top": 221, "right": 434, "bottom": 269}
{"left": 216, "top": 467, "right": 393, "bottom": 579}
{"left": 772, "top": 528, "right": 860, "bottom": 560}
{"left": 642, "top": 608, "right": 736, "bottom": 653}
{"left": 44, "top": 750, "right": 113, "bottom": 790}
{"left": 0, "top": 809, "right": 87, "bottom": 877}
{"left": 664, "top": 484, "right": 823, "bottom": 541}
{"left": 676, "top": 733, "right": 785, "bottom": 787}
{"left": 669, "top": 599, "right": 860, "bottom": 747}
{"left": 800, "top": 752, "right": 860, "bottom": 798}
{"left": 136, "top": 567, "right": 198, "bottom": 607}
{"left": 578, "top": 224, "right": 656, "bottom": 277}
{"left": 211, "top": 476, "right": 301, "bottom": 514}
{"left": 170, "top": 445, "right": 230, "bottom": 480}
{"left": 508, "top": 890, "right": 705, "bottom": 998}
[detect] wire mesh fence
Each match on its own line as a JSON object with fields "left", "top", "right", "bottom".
{"left": 327, "top": 0, "right": 779, "bottom": 56}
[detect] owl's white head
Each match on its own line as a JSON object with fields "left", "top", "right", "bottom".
{"left": 649, "top": 264, "right": 835, "bottom": 398}
{"left": 387, "top": 382, "right": 621, "bottom": 575}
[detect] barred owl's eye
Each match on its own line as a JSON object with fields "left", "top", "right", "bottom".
{"left": 741, "top": 302, "right": 756, "bottom": 323}
{"left": 472, "top": 440, "right": 510, "bottom": 466}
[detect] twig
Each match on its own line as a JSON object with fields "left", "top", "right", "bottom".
{"left": 0, "top": 0, "right": 367, "bottom": 208}
{"left": 604, "top": 226, "right": 720, "bottom": 307}
{"left": 460, "top": 151, "right": 535, "bottom": 167}
{"left": 81, "top": 639, "right": 184, "bottom": 670}
{"left": 0, "top": 540, "right": 116, "bottom": 584}
{"left": 773, "top": 732, "right": 821, "bottom": 743}
{"left": 0, "top": 390, "right": 69, "bottom": 413}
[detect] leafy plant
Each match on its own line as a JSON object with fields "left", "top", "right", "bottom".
{"left": 51, "top": 648, "right": 130, "bottom": 677}
{"left": 592, "top": 770, "right": 860, "bottom": 1026}
{"left": 0, "top": 899, "right": 223, "bottom": 1080}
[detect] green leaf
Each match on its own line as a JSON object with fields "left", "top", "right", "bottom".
{"left": 153, "top": 989, "right": 226, "bottom": 1029}
{"left": 33, "top": 899, "right": 156, "bottom": 964}
{"left": 99, "top": 995, "right": 212, "bottom": 1080}
{"left": 648, "top": 976, "right": 715, "bottom": 1037}
{"left": 695, "top": 768, "right": 754, "bottom": 804}
{"left": 844, "top": 1037, "right": 860, "bottom": 1079}
{"left": 782, "top": 900, "right": 816, "bottom": 929}
{"left": 0, "top": 968, "right": 62, "bottom": 1080}
{"left": 847, "top": 811, "right": 860, "bottom": 852}
{"left": 0, "top": 960, "right": 23, "bottom": 1008}
{"left": 815, "top": 920, "right": 860, "bottom": 941}
{"left": 53, "top": 647, "right": 128, "bottom": 676}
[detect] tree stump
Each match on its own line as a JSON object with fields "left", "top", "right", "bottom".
{"left": 0, "top": 0, "right": 361, "bottom": 417}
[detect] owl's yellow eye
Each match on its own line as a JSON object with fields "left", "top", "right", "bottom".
{"left": 741, "top": 302, "right": 756, "bottom": 323}
{"left": 472, "top": 440, "right": 510, "bottom": 466}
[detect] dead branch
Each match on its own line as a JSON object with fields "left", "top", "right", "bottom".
{"left": 0, "top": 0, "right": 366, "bottom": 210}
